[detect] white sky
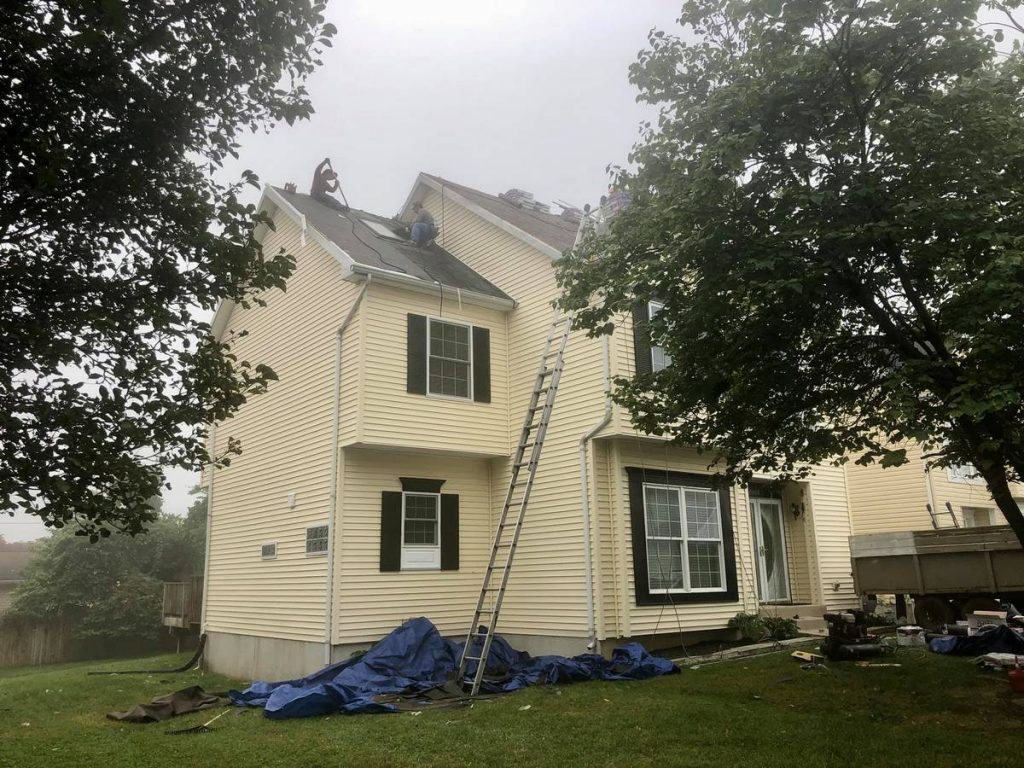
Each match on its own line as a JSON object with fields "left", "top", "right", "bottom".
{"left": 0, "top": 1, "right": 680, "bottom": 542}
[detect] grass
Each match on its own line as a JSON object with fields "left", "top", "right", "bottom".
{"left": 0, "top": 647, "right": 1021, "bottom": 768}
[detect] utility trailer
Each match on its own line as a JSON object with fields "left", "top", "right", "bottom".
{"left": 849, "top": 526, "right": 1024, "bottom": 629}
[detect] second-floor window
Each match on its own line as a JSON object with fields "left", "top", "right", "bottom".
{"left": 428, "top": 318, "right": 472, "bottom": 398}
{"left": 648, "top": 301, "right": 672, "bottom": 372}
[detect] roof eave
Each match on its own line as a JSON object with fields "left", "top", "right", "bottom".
{"left": 348, "top": 264, "right": 516, "bottom": 312}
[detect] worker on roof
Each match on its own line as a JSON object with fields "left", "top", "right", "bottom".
{"left": 311, "top": 158, "right": 348, "bottom": 211}
{"left": 410, "top": 202, "right": 436, "bottom": 247}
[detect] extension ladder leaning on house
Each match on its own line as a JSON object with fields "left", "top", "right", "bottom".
{"left": 456, "top": 310, "right": 574, "bottom": 695}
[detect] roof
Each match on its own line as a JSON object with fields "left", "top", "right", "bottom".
{"left": 0, "top": 549, "right": 33, "bottom": 582}
{"left": 270, "top": 188, "right": 512, "bottom": 302}
{"left": 421, "top": 175, "right": 580, "bottom": 253}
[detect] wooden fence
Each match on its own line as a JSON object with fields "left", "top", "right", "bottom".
{"left": 0, "top": 618, "right": 70, "bottom": 667}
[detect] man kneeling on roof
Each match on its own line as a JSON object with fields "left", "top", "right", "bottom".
{"left": 410, "top": 202, "right": 436, "bottom": 247}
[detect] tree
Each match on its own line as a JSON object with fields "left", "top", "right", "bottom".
{"left": 557, "top": 0, "right": 1024, "bottom": 545}
{"left": 8, "top": 502, "right": 207, "bottom": 643}
{"left": 1, "top": 2, "right": 336, "bottom": 538}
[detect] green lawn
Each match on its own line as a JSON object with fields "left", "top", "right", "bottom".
{"left": 0, "top": 648, "right": 1020, "bottom": 768}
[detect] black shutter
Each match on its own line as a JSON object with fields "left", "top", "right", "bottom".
{"left": 407, "top": 314, "right": 427, "bottom": 394}
{"left": 472, "top": 326, "right": 490, "bottom": 403}
{"left": 632, "top": 303, "right": 652, "bottom": 376}
{"left": 626, "top": 467, "right": 738, "bottom": 605}
{"left": 440, "top": 494, "right": 459, "bottom": 570}
{"left": 380, "top": 491, "right": 403, "bottom": 572}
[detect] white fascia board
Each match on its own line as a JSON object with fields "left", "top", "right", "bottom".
{"left": 405, "top": 174, "right": 564, "bottom": 261}
{"left": 348, "top": 264, "right": 515, "bottom": 312}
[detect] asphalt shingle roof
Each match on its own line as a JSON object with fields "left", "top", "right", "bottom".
{"left": 273, "top": 188, "right": 512, "bottom": 302}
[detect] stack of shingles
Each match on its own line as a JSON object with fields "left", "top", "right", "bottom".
{"left": 498, "top": 188, "right": 551, "bottom": 214}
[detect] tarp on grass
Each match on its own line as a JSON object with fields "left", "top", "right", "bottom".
{"left": 230, "top": 617, "right": 678, "bottom": 719}
{"left": 929, "top": 625, "right": 1024, "bottom": 656}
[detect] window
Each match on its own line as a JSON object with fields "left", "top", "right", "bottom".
{"left": 305, "top": 525, "right": 329, "bottom": 555}
{"left": 648, "top": 301, "right": 672, "bottom": 372}
{"left": 643, "top": 483, "right": 725, "bottom": 593}
{"left": 401, "top": 493, "right": 441, "bottom": 569}
{"left": 362, "top": 219, "right": 404, "bottom": 240}
{"left": 962, "top": 507, "right": 994, "bottom": 527}
{"left": 948, "top": 464, "right": 983, "bottom": 484}
{"left": 261, "top": 542, "right": 277, "bottom": 560}
{"left": 427, "top": 318, "right": 472, "bottom": 399}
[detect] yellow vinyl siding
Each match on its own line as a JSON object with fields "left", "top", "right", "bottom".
{"left": 333, "top": 447, "right": 492, "bottom": 644}
{"left": 418, "top": 189, "right": 608, "bottom": 640}
{"left": 205, "top": 212, "right": 362, "bottom": 642}
{"left": 804, "top": 464, "right": 857, "bottom": 607}
{"left": 846, "top": 442, "right": 1024, "bottom": 532}
{"left": 355, "top": 282, "right": 509, "bottom": 456}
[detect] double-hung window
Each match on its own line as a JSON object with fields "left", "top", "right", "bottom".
{"left": 401, "top": 492, "right": 441, "bottom": 569}
{"left": 643, "top": 483, "right": 725, "bottom": 593}
{"left": 427, "top": 318, "right": 472, "bottom": 399}
{"left": 648, "top": 301, "right": 672, "bottom": 372}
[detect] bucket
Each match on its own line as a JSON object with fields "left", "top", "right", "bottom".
{"left": 1009, "top": 666, "right": 1024, "bottom": 694}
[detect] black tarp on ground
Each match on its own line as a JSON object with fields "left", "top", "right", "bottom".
{"left": 107, "top": 686, "right": 228, "bottom": 723}
{"left": 929, "top": 625, "right": 1024, "bottom": 656}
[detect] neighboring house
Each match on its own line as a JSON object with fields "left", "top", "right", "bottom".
{"left": 845, "top": 443, "right": 1024, "bottom": 534}
{"left": 0, "top": 546, "right": 33, "bottom": 616}
{"left": 201, "top": 174, "right": 859, "bottom": 680}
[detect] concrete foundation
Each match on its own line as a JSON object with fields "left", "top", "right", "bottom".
{"left": 205, "top": 630, "right": 592, "bottom": 681}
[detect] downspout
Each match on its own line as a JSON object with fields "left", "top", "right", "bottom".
{"left": 200, "top": 424, "right": 216, "bottom": 636}
{"left": 323, "top": 276, "right": 371, "bottom": 663}
{"left": 578, "top": 334, "right": 612, "bottom": 651}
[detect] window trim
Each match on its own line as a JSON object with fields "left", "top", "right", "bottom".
{"left": 401, "top": 491, "right": 441, "bottom": 570}
{"left": 305, "top": 524, "right": 329, "bottom": 557}
{"left": 647, "top": 300, "right": 671, "bottom": 372}
{"left": 642, "top": 482, "right": 727, "bottom": 595}
{"left": 426, "top": 316, "right": 474, "bottom": 401}
{"left": 626, "top": 467, "right": 738, "bottom": 606}
{"left": 260, "top": 542, "right": 278, "bottom": 560}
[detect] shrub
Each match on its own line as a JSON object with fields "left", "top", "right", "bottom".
{"left": 728, "top": 612, "right": 766, "bottom": 641}
{"left": 761, "top": 616, "right": 799, "bottom": 640}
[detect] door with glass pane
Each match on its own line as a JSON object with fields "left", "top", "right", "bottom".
{"left": 751, "top": 498, "right": 790, "bottom": 603}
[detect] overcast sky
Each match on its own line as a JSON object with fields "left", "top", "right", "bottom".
{"left": 0, "top": 1, "right": 682, "bottom": 542}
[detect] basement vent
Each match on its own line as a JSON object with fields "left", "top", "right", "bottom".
{"left": 261, "top": 542, "right": 277, "bottom": 560}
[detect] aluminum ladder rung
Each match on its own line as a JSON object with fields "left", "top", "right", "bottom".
{"left": 457, "top": 309, "right": 573, "bottom": 695}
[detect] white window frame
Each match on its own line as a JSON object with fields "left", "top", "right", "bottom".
{"left": 961, "top": 506, "right": 994, "bottom": 527}
{"left": 642, "top": 482, "right": 726, "bottom": 594}
{"left": 260, "top": 542, "right": 278, "bottom": 560}
{"left": 648, "top": 301, "right": 672, "bottom": 372}
{"left": 401, "top": 492, "right": 441, "bottom": 570}
{"left": 426, "top": 316, "right": 474, "bottom": 401}
{"left": 305, "top": 524, "right": 329, "bottom": 557}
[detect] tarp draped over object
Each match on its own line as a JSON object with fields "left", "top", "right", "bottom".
{"left": 107, "top": 686, "right": 228, "bottom": 723}
{"left": 929, "top": 625, "right": 1024, "bottom": 656}
{"left": 230, "top": 617, "right": 678, "bottom": 719}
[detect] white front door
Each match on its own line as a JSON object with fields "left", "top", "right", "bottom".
{"left": 752, "top": 498, "right": 791, "bottom": 603}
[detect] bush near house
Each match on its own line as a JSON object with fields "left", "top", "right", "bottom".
{"left": 728, "top": 612, "right": 800, "bottom": 642}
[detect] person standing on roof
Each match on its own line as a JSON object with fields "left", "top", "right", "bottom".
{"left": 409, "top": 202, "right": 436, "bottom": 247}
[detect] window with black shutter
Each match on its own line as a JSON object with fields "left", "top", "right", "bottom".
{"left": 380, "top": 477, "right": 460, "bottom": 571}
{"left": 407, "top": 314, "right": 490, "bottom": 403}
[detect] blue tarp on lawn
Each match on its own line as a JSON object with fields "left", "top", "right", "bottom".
{"left": 928, "top": 624, "right": 1024, "bottom": 656}
{"left": 230, "top": 617, "right": 678, "bottom": 719}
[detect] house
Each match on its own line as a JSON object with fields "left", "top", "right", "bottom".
{"left": 845, "top": 444, "right": 1024, "bottom": 534}
{"left": 200, "top": 174, "right": 860, "bottom": 680}
{"left": 0, "top": 544, "right": 34, "bottom": 616}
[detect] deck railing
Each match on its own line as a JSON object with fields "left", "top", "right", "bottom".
{"left": 161, "top": 576, "right": 203, "bottom": 627}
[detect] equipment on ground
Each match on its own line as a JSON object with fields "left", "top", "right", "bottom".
{"left": 456, "top": 311, "right": 574, "bottom": 695}
{"left": 820, "top": 610, "right": 886, "bottom": 661}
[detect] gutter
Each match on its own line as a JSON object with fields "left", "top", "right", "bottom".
{"left": 348, "top": 263, "right": 515, "bottom": 312}
{"left": 578, "top": 334, "right": 613, "bottom": 651}
{"left": 323, "top": 277, "right": 371, "bottom": 663}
